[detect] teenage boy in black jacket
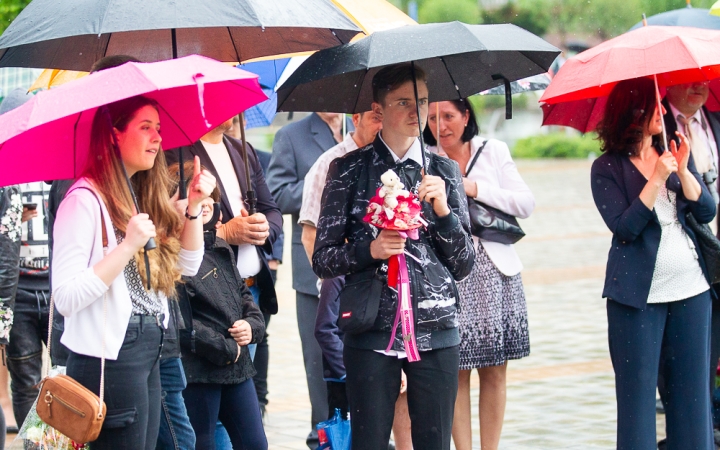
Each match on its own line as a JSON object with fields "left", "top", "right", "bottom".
{"left": 312, "top": 63, "right": 475, "bottom": 450}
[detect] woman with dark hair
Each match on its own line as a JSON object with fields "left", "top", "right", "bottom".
{"left": 424, "top": 99, "right": 534, "bottom": 450}
{"left": 52, "top": 95, "right": 216, "bottom": 449}
{"left": 591, "top": 77, "right": 715, "bottom": 448}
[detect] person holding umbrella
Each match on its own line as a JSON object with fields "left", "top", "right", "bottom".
{"left": 312, "top": 63, "right": 475, "bottom": 450}
{"left": 590, "top": 77, "right": 715, "bottom": 449}
{"left": 51, "top": 95, "right": 217, "bottom": 448}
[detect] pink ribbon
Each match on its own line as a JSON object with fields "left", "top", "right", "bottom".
{"left": 386, "top": 229, "right": 421, "bottom": 362}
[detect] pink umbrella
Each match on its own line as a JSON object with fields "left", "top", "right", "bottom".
{"left": 0, "top": 54, "right": 267, "bottom": 186}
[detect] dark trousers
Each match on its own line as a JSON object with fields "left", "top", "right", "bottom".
{"left": 344, "top": 345, "right": 459, "bottom": 450}
{"left": 608, "top": 292, "right": 713, "bottom": 450}
{"left": 254, "top": 312, "right": 271, "bottom": 407}
{"left": 297, "top": 291, "right": 329, "bottom": 432}
{"left": 327, "top": 380, "right": 349, "bottom": 420}
{"left": 183, "top": 379, "right": 268, "bottom": 450}
{"left": 7, "top": 288, "right": 50, "bottom": 427}
{"left": 67, "top": 319, "right": 163, "bottom": 450}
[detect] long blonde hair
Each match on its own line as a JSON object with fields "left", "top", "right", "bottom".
{"left": 83, "top": 96, "right": 181, "bottom": 297}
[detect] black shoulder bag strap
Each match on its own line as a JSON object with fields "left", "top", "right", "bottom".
{"left": 465, "top": 139, "right": 489, "bottom": 176}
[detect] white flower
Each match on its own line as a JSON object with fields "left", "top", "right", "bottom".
{"left": 25, "top": 426, "right": 44, "bottom": 443}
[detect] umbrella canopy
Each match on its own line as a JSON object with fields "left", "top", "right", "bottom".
{"left": 540, "top": 26, "right": 720, "bottom": 105}
{"left": 0, "top": 0, "right": 361, "bottom": 70}
{"left": 276, "top": 21, "right": 560, "bottom": 113}
{"left": 713, "top": 0, "right": 720, "bottom": 16}
{"left": 630, "top": 6, "right": 720, "bottom": 30}
{"left": 540, "top": 26, "right": 720, "bottom": 131}
{"left": 0, "top": 55, "right": 267, "bottom": 187}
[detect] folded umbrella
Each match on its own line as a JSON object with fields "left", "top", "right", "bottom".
{"left": 541, "top": 26, "right": 720, "bottom": 132}
{"left": 0, "top": 55, "right": 267, "bottom": 187}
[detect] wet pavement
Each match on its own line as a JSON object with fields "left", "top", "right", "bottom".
{"left": 262, "top": 158, "right": 667, "bottom": 449}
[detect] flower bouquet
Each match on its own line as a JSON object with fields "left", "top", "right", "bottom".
{"left": 363, "top": 169, "right": 425, "bottom": 362}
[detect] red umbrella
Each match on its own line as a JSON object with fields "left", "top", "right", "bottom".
{"left": 540, "top": 26, "right": 720, "bottom": 131}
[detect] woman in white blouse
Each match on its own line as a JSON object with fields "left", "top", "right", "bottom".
{"left": 425, "top": 99, "right": 534, "bottom": 450}
{"left": 52, "top": 96, "right": 215, "bottom": 449}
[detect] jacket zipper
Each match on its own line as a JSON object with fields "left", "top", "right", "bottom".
{"left": 201, "top": 268, "right": 218, "bottom": 279}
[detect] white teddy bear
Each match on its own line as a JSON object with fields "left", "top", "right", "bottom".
{"left": 379, "top": 169, "right": 409, "bottom": 219}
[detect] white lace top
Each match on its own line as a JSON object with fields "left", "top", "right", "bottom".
{"left": 647, "top": 184, "right": 710, "bottom": 303}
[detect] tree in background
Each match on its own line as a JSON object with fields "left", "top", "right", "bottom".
{"left": 418, "top": 0, "right": 481, "bottom": 24}
{"left": 0, "top": 0, "right": 31, "bottom": 35}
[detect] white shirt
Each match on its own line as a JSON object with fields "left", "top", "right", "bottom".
{"left": 428, "top": 136, "right": 535, "bottom": 276}
{"left": 201, "top": 140, "right": 262, "bottom": 278}
{"left": 52, "top": 179, "right": 203, "bottom": 359}
{"left": 647, "top": 185, "right": 709, "bottom": 303}
{"left": 299, "top": 133, "right": 358, "bottom": 227}
{"left": 379, "top": 133, "right": 424, "bottom": 166}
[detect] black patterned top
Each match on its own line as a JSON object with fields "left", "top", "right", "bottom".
{"left": 114, "top": 226, "right": 163, "bottom": 315}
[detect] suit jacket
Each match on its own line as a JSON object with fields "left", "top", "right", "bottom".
{"left": 166, "top": 136, "right": 282, "bottom": 314}
{"left": 590, "top": 150, "right": 716, "bottom": 309}
{"left": 662, "top": 98, "right": 720, "bottom": 231}
{"left": 266, "top": 113, "right": 353, "bottom": 296}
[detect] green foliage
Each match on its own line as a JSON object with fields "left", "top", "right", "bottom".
{"left": 418, "top": 0, "right": 481, "bottom": 24}
{"left": 482, "top": 1, "right": 550, "bottom": 36}
{"left": 513, "top": 132, "right": 601, "bottom": 158}
{"left": 0, "top": 0, "right": 31, "bottom": 35}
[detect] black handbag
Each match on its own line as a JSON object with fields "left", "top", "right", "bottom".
{"left": 337, "top": 268, "right": 385, "bottom": 334}
{"left": 465, "top": 140, "right": 526, "bottom": 244}
{"left": 685, "top": 212, "right": 720, "bottom": 285}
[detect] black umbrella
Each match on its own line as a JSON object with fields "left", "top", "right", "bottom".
{"left": 630, "top": 4, "right": 720, "bottom": 30}
{"left": 277, "top": 21, "right": 559, "bottom": 169}
{"left": 0, "top": 0, "right": 361, "bottom": 71}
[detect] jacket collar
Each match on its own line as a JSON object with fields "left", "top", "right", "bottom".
{"left": 310, "top": 113, "right": 340, "bottom": 152}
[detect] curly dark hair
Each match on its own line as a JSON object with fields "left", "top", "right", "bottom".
{"left": 422, "top": 98, "right": 479, "bottom": 146}
{"left": 597, "top": 77, "right": 661, "bottom": 156}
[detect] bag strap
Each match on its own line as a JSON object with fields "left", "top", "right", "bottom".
{"left": 465, "top": 139, "right": 489, "bottom": 176}
{"left": 47, "top": 186, "right": 108, "bottom": 418}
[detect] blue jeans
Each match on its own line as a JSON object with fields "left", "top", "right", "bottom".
{"left": 156, "top": 358, "right": 196, "bottom": 450}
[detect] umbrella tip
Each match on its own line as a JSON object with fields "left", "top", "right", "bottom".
{"left": 686, "top": 0, "right": 692, "bottom": 7}
{"left": 641, "top": 13, "right": 648, "bottom": 27}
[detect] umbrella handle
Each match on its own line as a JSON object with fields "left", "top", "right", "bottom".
{"left": 492, "top": 74, "right": 512, "bottom": 120}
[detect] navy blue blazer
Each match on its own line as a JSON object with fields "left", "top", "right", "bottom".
{"left": 591, "top": 150, "right": 717, "bottom": 309}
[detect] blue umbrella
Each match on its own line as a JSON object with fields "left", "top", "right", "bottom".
{"left": 630, "top": 7, "right": 720, "bottom": 30}
{"left": 238, "top": 59, "right": 290, "bottom": 128}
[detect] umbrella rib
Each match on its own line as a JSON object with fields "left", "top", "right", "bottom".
{"left": 439, "top": 56, "right": 462, "bottom": 100}
{"left": 156, "top": 102, "right": 192, "bottom": 145}
{"left": 228, "top": 27, "right": 242, "bottom": 63}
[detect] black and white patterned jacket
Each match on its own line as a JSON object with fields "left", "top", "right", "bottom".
{"left": 312, "top": 136, "right": 475, "bottom": 353}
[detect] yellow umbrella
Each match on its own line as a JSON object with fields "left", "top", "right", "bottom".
{"left": 28, "top": 68, "right": 86, "bottom": 91}
{"left": 712, "top": 0, "right": 720, "bottom": 17}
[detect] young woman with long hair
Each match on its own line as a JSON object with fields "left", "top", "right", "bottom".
{"left": 51, "top": 95, "right": 216, "bottom": 449}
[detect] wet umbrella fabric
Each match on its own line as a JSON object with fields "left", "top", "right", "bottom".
{"left": 540, "top": 26, "right": 720, "bottom": 131}
{"left": 479, "top": 73, "right": 550, "bottom": 96}
{"left": 276, "top": 22, "right": 560, "bottom": 114}
{"left": 0, "top": 55, "right": 267, "bottom": 187}
{"left": 630, "top": 7, "right": 720, "bottom": 30}
{"left": 540, "top": 26, "right": 720, "bottom": 106}
{"left": 0, "top": 0, "right": 361, "bottom": 71}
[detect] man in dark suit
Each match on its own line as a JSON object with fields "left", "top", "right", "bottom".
{"left": 166, "top": 120, "right": 282, "bottom": 318}
{"left": 266, "top": 112, "right": 352, "bottom": 448}
{"left": 660, "top": 81, "right": 720, "bottom": 446}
